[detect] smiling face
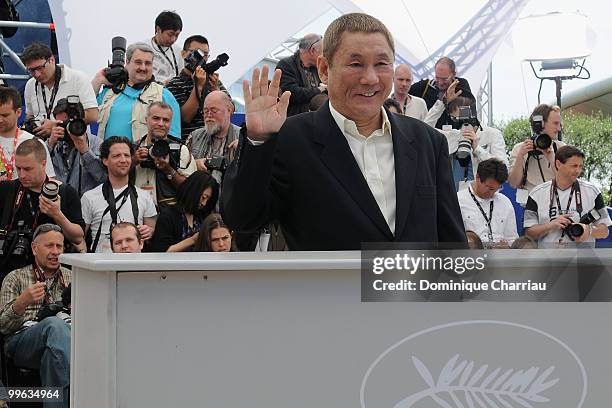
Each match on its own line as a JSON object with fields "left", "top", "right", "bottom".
{"left": 126, "top": 49, "right": 154, "bottom": 85}
{"left": 318, "top": 31, "right": 394, "bottom": 130}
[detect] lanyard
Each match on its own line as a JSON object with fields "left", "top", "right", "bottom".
{"left": 33, "top": 263, "right": 67, "bottom": 304}
{"left": 468, "top": 186, "right": 494, "bottom": 241}
{"left": 0, "top": 128, "right": 19, "bottom": 180}
{"left": 153, "top": 38, "right": 179, "bottom": 77}
{"left": 39, "top": 65, "right": 62, "bottom": 119}
{"left": 549, "top": 180, "right": 581, "bottom": 241}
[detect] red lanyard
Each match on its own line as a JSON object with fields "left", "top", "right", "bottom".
{"left": 0, "top": 128, "right": 19, "bottom": 180}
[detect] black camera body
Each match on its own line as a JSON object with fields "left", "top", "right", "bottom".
{"left": 21, "top": 117, "right": 38, "bottom": 134}
{"left": 104, "top": 36, "right": 129, "bottom": 93}
{"left": 0, "top": 220, "right": 33, "bottom": 259}
{"left": 58, "top": 95, "right": 87, "bottom": 147}
{"left": 453, "top": 106, "right": 480, "bottom": 166}
{"left": 184, "top": 50, "right": 229, "bottom": 75}
{"left": 140, "top": 138, "right": 181, "bottom": 170}
{"left": 204, "top": 155, "right": 227, "bottom": 172}
{"left": 36, "top": 301, "right": 66, "bottom": 322}
{"left": 530, "top": 115, "right": 552, "bottom": 151}
{"left": 564, "top": 208, "right": 601, "bottom": 240}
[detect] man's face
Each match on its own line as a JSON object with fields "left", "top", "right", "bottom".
{"left": 15, "top": 153, "right": 46, "bottom": 189}
{"left": 111, "top": 226, "right": 143, "bottom": 253}
{"left": 318, "top": 32, "right": 394, "bottom": 126}
{"left": 474, "top": 176, "right": 501, "bottom": 200}
{"left": 543, "top": 111, "right": 562, "bottom": 139}
{"left": 393, "top": 65, "right": 413, "bottom": 96}
{"left": 103, "top": 143, "right": 132, "bottom": 178}
{"left": 556, "top": 155, "right": 583, "bottom": 183}
{"left": 32, "top": 231, "right": 64, "bottom": 271}
{"left": 210, "top": 227, "right": 231, "bottom": 252}
{"left": 126, "top": 50, "right": 154, "bottom": 84}
{"left": 155, "top": 28, "right": 181, "bottom": 47}
{"left": 434, "top": 62, "right": 455, "bottom": 92}
{"left": 0, "top": 102, "right": 20, "bottom": 133}
{"left": 146, "top": 105, "right": 172, "bottom": 140}
{"left": 182, "top": 41, "right": 210, "bottom": 63}
{"left": 203, "top": 96, "right": 231, "bottom": 137}
{"left": 25, "top": 55, "right": 55, "bottom": 84}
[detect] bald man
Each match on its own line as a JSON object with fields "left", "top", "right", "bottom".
{"left": 276, "top": 33, "right": 327, "bottom": 116}
{"left": 391, "top": 64, "right": 428, "bottom": 120}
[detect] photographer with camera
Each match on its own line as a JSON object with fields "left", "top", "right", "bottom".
{"left": 47, "top": 97, "right": 105, "bottom": 196}
{"left": 166, "top": 35, "right": 230, "bottom": 140}
{"left": 187, "top": 91, "right": 238, "bottom": 184}
{"left": 81, "top": 137, "right": 156, "bottom": 253}
{"left": 508, "top": 104, "right": 565, "bottom": 200}
{"left": 92, "top": 42, "right": 181, "bottom": 142}
{"left": 21, "top": 42, "right": 98, "bottom": 139}
{"left": 144, "top": 10, "right": 184, "bottom": 84}
{"left": 0, "top": 86, "right": 55, "bottom": 181}
{"left": 524, "top": 145, "right": 611, "bottom": 248}
{"left": 0, "top": 139, "right": 85, "bottom": 273}
{"left": 133, "top": 102, "right": 196, "bottom": 208}
{"left": 0, "top": 223, "right": 71, "bottom": 407}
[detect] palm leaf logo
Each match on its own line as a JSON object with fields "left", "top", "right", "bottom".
{"left": 394, "top": 354, "right": 559, "bottom": 408}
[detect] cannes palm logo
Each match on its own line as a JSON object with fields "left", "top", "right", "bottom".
{"left": 360, "top": 321, "right": 586, "bottom": 408}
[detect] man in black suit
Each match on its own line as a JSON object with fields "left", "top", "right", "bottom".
{"left": 276, "top": 33, "right": 327, "bottom": 116}
{"left": 409, "top": 56, "right": 475, "bottom": 129}
{"left": 221, "top": 13, "right": 466, "bottom": 250}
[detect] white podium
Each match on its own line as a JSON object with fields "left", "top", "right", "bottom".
{"left": 62, "top": 251, "right": 612, "bottom": 408}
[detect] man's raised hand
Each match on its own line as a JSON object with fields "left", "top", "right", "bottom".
{"left": 242, "top": 65, "right": 290, "bottom": 142}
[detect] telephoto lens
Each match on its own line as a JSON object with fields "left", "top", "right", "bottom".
{"left": 42, "top": 180, "right": 59, "bottom": 201}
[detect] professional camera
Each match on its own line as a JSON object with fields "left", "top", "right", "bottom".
{"left": 564, "top": 208, "right": 601, "bottom": 240}
{"left": 57, "top": 96, "right": 87, "bottom": 146}
{"left": 204, "top": 155, "right": 227, "bottom": 172}
{"left": 140, "top": 138, "right": 181, "bottom": 170}
{"left": 530, "top": 115, "right": 552, "bottom": 151}
{"left": 21, "top": 117, "right": 38, "bottom": 134}
{"left": 184, "top": 50, "right": 229, "bottom": 75}
{"left": 36, "top": 300, "right": 66, "bottom": 321}
{"left": 0, "top": 220, "right": 33, "bottom": 258}
{"left": 452, "top": 106, "right": 480, "bottom": 167}
{"left": 103, "top": 36, "right": 129, "bottom": 93}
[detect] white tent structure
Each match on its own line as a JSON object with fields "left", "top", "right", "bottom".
{"left": 50, "top": 0, "right": 529, "bottom": 118}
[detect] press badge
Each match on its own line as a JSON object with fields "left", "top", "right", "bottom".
{"left": 516, "top": 188, "right": 529, "bottom": 206}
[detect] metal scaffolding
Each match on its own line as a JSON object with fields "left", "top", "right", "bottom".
{"left": 0, "top": 19, "right": 55, "bottom": 80}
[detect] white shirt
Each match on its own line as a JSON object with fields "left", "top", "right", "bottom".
{"left": 524, "top": 179, "right": 612, "bottom": 247}
{"left": 403, "top": 95, "right": 428, "bottom": 121}
{"left": 457, "top": 183, "right": 518, "bottom": 245}
{"left": 0, "top": 130, "right": 55, "bottom": 181}
{"left": 329, "top": 103, "right": 396, "bottom": 234}
{"left": 147, "top": 38, "right": 185, "bottom": 84}
{"left": 24, "top": 65, "right": 98, "bottom": 122}
{"left": 81, "top": 184, "right": 157, "bottom": 253}
{"left": 442, "top": 126, "right": 509, "bottom": 168}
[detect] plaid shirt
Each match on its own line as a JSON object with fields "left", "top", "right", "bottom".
{"left": 0, "top": 264, "right": 71, "bottom": 339}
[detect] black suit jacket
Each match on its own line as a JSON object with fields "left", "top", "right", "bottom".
{"left": 221, "top": 103, "right": 466, "bottom": 250}
{"left": 276, "top": 52, "right": 322, "bottom": 116}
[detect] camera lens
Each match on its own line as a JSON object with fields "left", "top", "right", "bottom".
{"left": 42, "top": 180, "right": 59, "bottom": 202}
{"left": 149, "top": 139, "right": 170, "bottom": 158}
{"left": 66, "top": 119, "right": 87, "bottom": 136}
{"left": 534, "top": 133, "right": 552, "bottom": 150}
{"left": 567, "top": 223, "right": 584, "bottom": 238}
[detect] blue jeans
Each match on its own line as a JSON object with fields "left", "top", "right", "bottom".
{"left": 5, "top": 317, "right": 70, "bottom": 408}
{"left": 451, "top": 153, "right": 474, "bottom": 191}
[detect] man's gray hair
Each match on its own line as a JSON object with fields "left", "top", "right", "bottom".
{"left": 146, "top": 101, "right": 173, "bottom": 116}
{"left": 298, "top": 34, "right": 322, "bottom": 51}
{"left": 126, "top": 42, "right": 154, "bottom": 61}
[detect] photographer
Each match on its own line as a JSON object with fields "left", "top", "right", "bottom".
{"left": 166, "top": 35, "right": 230, "bottom": 140}
{"left": 21, "top": 42, "right": 98, "bottom": 138}
{"left": 187, "top": 91, "right": 238, "bottom": 184}
{"left": 0, "top": 139, "right": 85, "bottom": 273}
{"left": 145, "top": 11, "right": 184, "bottom": 84}
{"left": 133, "top": 102, "right": 197, "bottom": 208}
{"left": 508, "top": 104, "right": 564, "bottom": 196}
{"left": 92, "top": 42, "right": 181, "bottom": 141}
{"left": 0, "top": 224, "right": 71, "bottom": 407}
{"left": 47, "top": 97, "right": 106, "bottom": 196}
{"left": 439, "top": 96, "right": 508, "bottom": 191}
{"left": 0, "top": 86, "right": 55, "bottom": 181}
{"left": 81, "top": 137, "right": 156, "bottom": 253}
{"left": 524, "top": 145, "right": 611, "bottom": 247}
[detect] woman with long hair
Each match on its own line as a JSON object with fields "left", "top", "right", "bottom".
{"left": 194, "top": 213, "right": 237, "bottom": 252}
{"left": 150, "top": 171, "right": 218, "bottom": 252}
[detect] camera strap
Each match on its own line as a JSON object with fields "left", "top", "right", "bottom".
{"left": 468, "top": 185, "right": 494, "bottom": 242}
{"left": 153, "top": 38, "right": 179, "bottom": 77}
{"left": 32, "top": 263, "right": 67, "bottom": 305}
{"left": 39, "top": 65, "right": 62, "bottom": 119}
{"left": 0, "top": 128, "right": 19, "bottom": 180}
{"left": 90, "top": 181, "right": 139, "bottom": 252}
{"left": 549, "top": 180, "right": 582, "bottom": 240}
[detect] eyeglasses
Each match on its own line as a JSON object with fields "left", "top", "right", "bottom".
{"left": 27, "top": 59, "right": 50, "bottom": 75}
{"left": 33, "top": 223, "right": 63, "bottom": 240}
{"left": 309, "top": 38, "right": 322, "bottom": 51}
{"left": 435, "top": 75, "right": 453, "bottom": 82}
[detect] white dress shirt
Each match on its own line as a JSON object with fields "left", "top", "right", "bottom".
{"left": 329, "top": 103, "right": 396, "bottom": 234}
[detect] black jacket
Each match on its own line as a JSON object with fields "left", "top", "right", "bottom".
{"left": 275, "top": 51, "right": 322, "bottom": 116}
{"left": 221, "top": 103, "right": 466, "bottom": 250}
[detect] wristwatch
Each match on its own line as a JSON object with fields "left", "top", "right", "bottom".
{"left": 167, "top": 169, "right": 177, "bottom": 180}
